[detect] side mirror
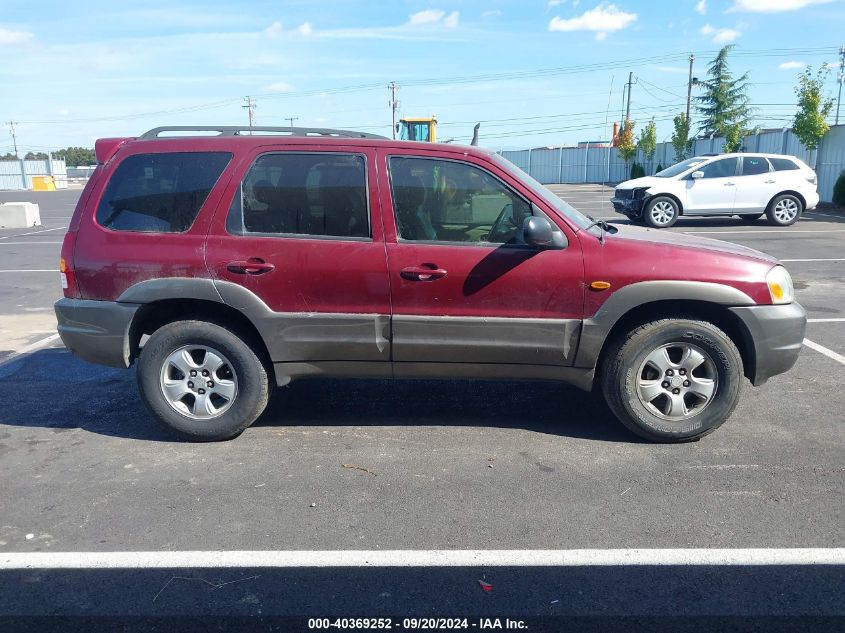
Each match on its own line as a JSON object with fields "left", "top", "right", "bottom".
{"left": 523, "top": 216, "right": 566, "bottom": 250}
{"left": 691, "top": 170, "right": 704, "bottom": 180}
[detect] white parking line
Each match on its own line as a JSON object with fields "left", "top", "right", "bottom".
{"left": 684, "top": 229, "right": 845, "bottom": 235}
{"left": 807, "top": 318, "right": 845, "bottom": 323}
{"left": 1, "top": 549, "right": 844, "bottom": 569}
{"left": 803, "top": 339, "right": 845, "bottom": 365}
{"left": 0, "top": 242, "right": 63, "bottom": 246}
{"left": 0, "top": 269, "right": 57, "bottom": 273}
{"left": 781, "top": 258, "right": 845, "bottom": 262}
{"left": 0, "top": 226, "right": 67, "bottom": 240}
{"left": 0, "top": 333, "right": 60, "bottom": 368}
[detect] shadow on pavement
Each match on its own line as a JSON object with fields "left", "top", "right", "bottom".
{"left": 1, "top": 564, "right": 842, "bottom": 626}
{"left": 0, "top": 349, "right": 637, "bottom": 444}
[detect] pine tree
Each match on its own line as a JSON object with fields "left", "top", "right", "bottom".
{"left": 695, "top": 45, "right": 752, "bottom": 152}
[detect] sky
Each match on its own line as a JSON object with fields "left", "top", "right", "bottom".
{"left": 1, "top": 0, "right": 843, "bottom": 154}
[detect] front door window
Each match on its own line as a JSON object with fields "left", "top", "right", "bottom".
{"left": 388, "top": 156, "right": 534, "bottom": 245}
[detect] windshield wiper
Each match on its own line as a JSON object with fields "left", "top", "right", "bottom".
{"left": 583, "top": 217, "right": 617, "bottom": 244}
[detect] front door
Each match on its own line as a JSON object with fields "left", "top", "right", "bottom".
{"left": 379, "top": 151, "right": 585, "bottom": 367}
{"left": 205, "top": 146, "right": 391, "bottom": 364}
{"left": 684, "top": 156, "right": 739, "bottom": 214}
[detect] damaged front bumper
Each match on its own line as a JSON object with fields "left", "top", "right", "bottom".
{"left": 611, "top": 188, "right": 650, "bottom": 218}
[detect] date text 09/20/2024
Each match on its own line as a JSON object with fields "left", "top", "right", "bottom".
{"left": 307, "top": 617, "right": 528, "bottom": 629}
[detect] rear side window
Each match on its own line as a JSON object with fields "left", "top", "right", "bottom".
{"left": 741, "top": 157, "right": 771, "bottom": 176}
{"left": 770, "top": 157, "right": 800, "bottom": 171}
{"left": 226, "top": 153, "right": 369, "bottom": 239}
{"left": 96, "top": 152, "right": 231, "bottom": 232}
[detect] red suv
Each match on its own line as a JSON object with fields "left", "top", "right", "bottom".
{"left": 55, "top": 126, "right": 806, "bottom": 442}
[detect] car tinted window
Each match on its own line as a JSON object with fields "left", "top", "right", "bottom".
{"left": 770, "top": 157, "right": 800, "bottom": 171}
{"left": 228, "top": 153, "right": 369, "bottom": 239}
{"left": 96, "top": 152, "right": 231, "bottom": 232}
{"left": 655, "top": 158, "right": 706, "bottom": 178}
{"left": 699, "top": 158, "right": 738, "bottom": 179}
{"left": 389, "top": 156, "right": 537, "bottom": 245}
{"left": 741, "top": 157, "right": 771, "bottom": 176}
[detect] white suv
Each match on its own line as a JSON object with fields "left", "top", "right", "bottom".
{"left": 612, "top": 153, "right": 820, "bottom": 228}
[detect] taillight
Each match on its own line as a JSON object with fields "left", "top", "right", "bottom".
{"left": 806, "top": 173, "right": 817, "bottom": 186}
{"left": 59, "top": 230, "right": 80, "bottom": 298}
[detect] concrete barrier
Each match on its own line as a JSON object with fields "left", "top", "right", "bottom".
{"left": 0, "top": 202, "right": 41, "bottom": 229}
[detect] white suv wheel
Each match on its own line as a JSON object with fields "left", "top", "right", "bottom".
{"left": 644, "top": 197, "right": 679, "bottom": 229}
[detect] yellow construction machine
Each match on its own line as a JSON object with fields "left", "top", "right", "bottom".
{"left": 398, "top": 116, "right": 479, "bottom": 145}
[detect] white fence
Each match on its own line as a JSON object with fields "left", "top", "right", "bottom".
{"left": 0, "top": 159, "right": 68, "bottom": 190}
{"left": 499, "top": 125, "right": 845, "bottom": 203}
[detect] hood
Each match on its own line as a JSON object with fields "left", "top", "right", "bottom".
{"left": 616, "top": 176, "right": 667, "bottom": 190}
{"left": 605, "top": 223, "right": 777, "bottom": 263}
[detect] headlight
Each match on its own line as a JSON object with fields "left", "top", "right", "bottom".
{"left": 766, "top": 265, "right": 794, "bottom": 304}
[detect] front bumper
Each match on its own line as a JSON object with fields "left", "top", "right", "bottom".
{"left": 729, "top": 302, "right": 807, "bottom": 386}
{"left": 55, "top": 298, "right": 139, "bottom": 368}
{"left": 611, "top": 195, "right": 647, "bottom": 217}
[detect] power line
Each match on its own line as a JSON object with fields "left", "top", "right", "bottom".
{"left": 12, "top": 45, "right": 840, "bottom": 127}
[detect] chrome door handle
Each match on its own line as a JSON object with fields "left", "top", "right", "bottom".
{"left": 765, "top": 180, "right": 776, "bottom": 184}
{"left": 724, "top": 182, "right": 735, "bottom": 186}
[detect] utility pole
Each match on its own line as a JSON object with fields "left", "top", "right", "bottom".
{"left": 286, "top": 116, "right": 299, "bottom": 128}
{"left": 6, "top": 121, "right": 18, "bottom": 158}
{"left": 242, "top": 96, "right": 256, "bottom": 127}
{"left": 836, "top": 46, "right": 845, "bottom": 126}
{"left": 686, "top": 54, "right": 695, "bottom": 123}
{"left": 620, "top": 83, "right": 627, "bottom": 130}
{"left": 625, "top": 71, "right": 633, "bottom": 123}
{"left": 389, "top": 82, "right": 399, "bottom": 139}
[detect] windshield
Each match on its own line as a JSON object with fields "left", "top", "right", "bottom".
{"left": 490, "top": 152, "right": 593, "bottom": 230}
{"left": 655, "top": 158, "right": 707, "bottom": 178}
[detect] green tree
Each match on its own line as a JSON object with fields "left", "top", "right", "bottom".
{"left": 792, "top": 65, "right": 833, "bottom": 163}
{"left": 695, "top": 45, "right": 752, "bottom": 151}
{"left": 833, "top": 171, "right": 845, "bottom": 206}
{"left": 637, "top": 119, "right": 657, "bottom": 174}
{"left": 617, "top": 119, "right": 637, "bottom": 171}
{"left": 0, "top": 152, "right": 18, "bottom": 161}
{"left": 671, "top": 112, "right": 694, "bottom": 162}
{"left": 24, "top": 151, "right": 48, "bottom": 160}
{"left": 54, "top": 147, "right": 96, "bottom": 167}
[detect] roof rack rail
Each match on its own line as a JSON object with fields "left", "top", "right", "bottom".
{"left": 139, "top": 126, "right": 388, "bottom": 140}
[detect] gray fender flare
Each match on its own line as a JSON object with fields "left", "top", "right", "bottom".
{"left": 574, "top": 280, "right": 755, "bottom": 369}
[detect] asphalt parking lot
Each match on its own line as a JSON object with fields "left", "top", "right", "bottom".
{"left": 0, "top": 186, "right": 843, "bottom": 628}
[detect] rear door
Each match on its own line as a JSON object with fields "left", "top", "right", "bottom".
{"left": 734, "top": 156, "right": 779, "bottom": 213}
{"left": 683, "top": 157, "right": 739, "bottom": 214}
{"left": 205, "top": 145, "right": 391, "bottom": 365}
{"left": 378, "top": 150, "right": 585, "bottom": 367}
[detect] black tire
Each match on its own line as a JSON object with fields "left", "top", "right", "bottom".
{"left": 739, "top": 213, "right": 763, "bottom": 223}
{"left": 137, "top": 320, "right": 270, "bottom": 441}
{"left": 643, "top": 196, "right": 680, "bottom": 228}
{"left": 600, "top": 318, "right": 743, "bottom": 443}
{"left": 766, "top": 194, "right": 803, "bottom": 227}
